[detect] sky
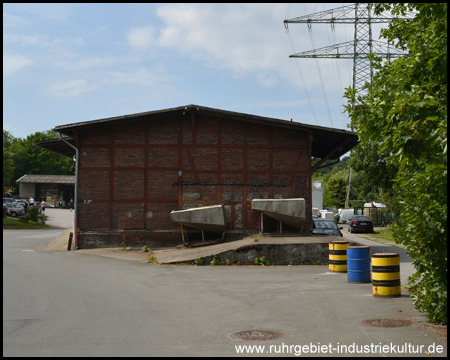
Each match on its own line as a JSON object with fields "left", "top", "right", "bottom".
{"left": 3, "top": 3, "right": 387, "bottom": 140}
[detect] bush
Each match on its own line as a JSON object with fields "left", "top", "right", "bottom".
{"left": 344, "top": 3, "right": 447, "bottom": 324}
{"left": 19, "top": 206, "right": 49, "bottom": 224}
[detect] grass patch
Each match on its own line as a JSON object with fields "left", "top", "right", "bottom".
{"left": 3, "top": 216, "right": 52, "bottom": 230}
{"left": 360, "top": 227, "right": 407, "bottom": 249}
{"left": 372, "top": 228, "right": 395, "bottom": 242}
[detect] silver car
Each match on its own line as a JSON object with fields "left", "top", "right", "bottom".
{"left": 4, "top": 202, "right": 25, "bottom": 217}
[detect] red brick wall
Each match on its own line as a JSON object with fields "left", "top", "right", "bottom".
{"left": 76, "top": 112, "right": 311, "bottom": 248}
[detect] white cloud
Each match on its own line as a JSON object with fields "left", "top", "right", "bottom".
{"left": 43, "top": 79, "right": 97, "bottom": 98}
{"left": 153, "top": 4, "right": 297, "bottom": 85}
{"left": 3, "top": 12, "right": 28, "bottom": 28}
{"left": 149, "top": 3, "right": 360, "bottom": 91}
{"left": 127, "top": 25, "right": 156, "bottom": 49}
{"left": 63, "top": 56, "right": 118, "bottom": 71}
{"left": 257, "top": 72, "right": 278, "bottom": 87}
{"left": 103, "top": 65, "right": 171, "bottom": 86}
{"left": 7, "top": 3, "right": 72, "bottom": 23}
{"left": 3, "top": 33, "right": 49, "bottom": 47}
{"left": 3, "top": 53, "right": 33, "bottom": 75}
{"left": 40, "top": 65, "right": 173, "bottom": 99}
{"left": 3, "top": 32, "right": 85, "bottom": 48}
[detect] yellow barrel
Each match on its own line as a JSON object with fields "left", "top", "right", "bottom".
{"left": 329, "top": 240, "right": 349, "bottom": 272}
{"left": 371, "top": 253, "right": 401, "bottom": 297}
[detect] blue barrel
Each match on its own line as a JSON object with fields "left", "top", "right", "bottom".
{"left": 347, "top": 246, "right": 371, "bottom": 283}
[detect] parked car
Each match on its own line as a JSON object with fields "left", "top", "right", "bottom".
{"left": 3, "top": 198, "right": 15, "bottom": 203}
{"left": 348, "top": 215, "right": 374, "bottom": 233}
{"left": 313, "top": 219, "right": 343, "bottom": 237}
{"left": 14, "top": 199, "right": 29, "bottom": 209}
{"left": 4, "top": 202, "right": 25, "bottom": 217}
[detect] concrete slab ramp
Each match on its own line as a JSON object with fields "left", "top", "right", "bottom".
{"left": 251, "top": 198, "right": 306, "bottom": 229}
{"left": 170, "top": 205, "right": 226, "bottom": 234}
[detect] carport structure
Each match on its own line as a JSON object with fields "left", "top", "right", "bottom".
{"left": 35, "top": 104, "right": 358, "bottom": 248}
{"left": 16, "top": 174, "right": 75, "bottom": 206}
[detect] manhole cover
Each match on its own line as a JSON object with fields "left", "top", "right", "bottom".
{"left": 231, "top": 330, "right": 283, "bottom": 341}
{"left": 362, "top": 319, "right": 412, "bottom": 328}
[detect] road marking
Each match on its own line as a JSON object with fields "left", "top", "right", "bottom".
{"left": 21, "top": 250, "right": 35, "bottom": 252}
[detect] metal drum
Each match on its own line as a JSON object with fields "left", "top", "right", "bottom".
{"left": 371, "top": 253, "right": 401, "bottom": 297}
{"left": 328, "top": 240, "right": 349, "bottom": 272}
{"left": 347, "top": 246, "right": 371, "bottom": 283}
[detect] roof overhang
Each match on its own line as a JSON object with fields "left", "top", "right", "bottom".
{"left": 34, "top": 137, "right": 77, "bottom": 158}
{"left": 36, "top": 104, "right": 358, "bottom": 160}
{"left": 16, "top": 174, "right": 75, "bottom": 184}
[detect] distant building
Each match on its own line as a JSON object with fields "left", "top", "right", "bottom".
{"left": 16, "top": 174, "right": 75, "bottom": 206}
{"left": 312, "top": 181, "right": 323, "bottom": 211}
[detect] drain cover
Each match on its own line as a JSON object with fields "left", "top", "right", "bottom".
{"left": 231, "top": 330, "right": 283, "bottom": 341}
{"left": 362, "top": 319, "right": 412, "bottom": 328}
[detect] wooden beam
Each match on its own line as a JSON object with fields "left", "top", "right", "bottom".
{"left": 185, "top": 147, "right": 207, "bottom": 206}
{"left": 311, "top": 138, "right": 353, "bottom": 173}
{"left": 109, "top": 129, "right": 115, "bottom": 230}
{"left": 287, "top": 148, "right": 303, "bottom": 197}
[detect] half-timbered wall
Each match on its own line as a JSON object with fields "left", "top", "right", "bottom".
{"left": 76, "top": 111, "right": 312, "bottom": 248}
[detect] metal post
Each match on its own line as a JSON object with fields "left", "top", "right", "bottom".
{"left": 58, "top": 133, "right": 79, "bottom": 251}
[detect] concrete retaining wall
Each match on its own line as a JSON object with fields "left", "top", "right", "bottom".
{"left": 169, "top": 240, "right": 359, "bottom": 265}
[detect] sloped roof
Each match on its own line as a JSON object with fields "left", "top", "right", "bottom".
{"left": 35, "top": 104, "right": 358, "bottom": 160}
{"left": 16, "top": 174, "right": 75, "bottom": 184}
{"left": 34, "top": 138, "right": 76, "bottom": 158}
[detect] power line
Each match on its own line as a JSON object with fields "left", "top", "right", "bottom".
{"left": 324, "top": 4, "right": 347, "bottom": 129}
{"left": 284, "top": 7, "right": 319, "bottom": 126}
{"left": 284, "top": 3, "right": 411, "bottom": 207}
{"left": 307, "top": 16, "right": 334, "bottom": 128}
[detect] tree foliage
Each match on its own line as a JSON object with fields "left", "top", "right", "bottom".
{"left": 3, "top": 130, "right": 75, "bottom": 194}
{"left": 3, "top": 146, "right": 15, "bottom": 189}
{"left": 3, "top": 131, "right": 19, "bottom": 190}
{"left": 314, "top": 156, "right": 389, "bottom": 208}
{"left": 344, "top": 3, "right": 447, "bottom": 323}
{"left": 322, "top": 168, "right": 347, "bottom": 209}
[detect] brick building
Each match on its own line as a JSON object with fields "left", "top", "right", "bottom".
{"left": 35, "top": 105, "right": 358, "bottom": 248}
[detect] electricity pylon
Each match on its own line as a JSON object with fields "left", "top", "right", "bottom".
{"left": 284, "top": 3, "right": 410, "bottom": 208}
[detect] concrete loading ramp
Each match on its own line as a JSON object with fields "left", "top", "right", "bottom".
{"left": 170, "top": 205, "right": 226, "bottom": 246}
{"left": 251, "top": 198, "right": 306, "bottom": 232}
{"left": 154, "top": 235, "right": 359, "bottom": 265}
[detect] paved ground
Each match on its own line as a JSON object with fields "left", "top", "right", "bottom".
{"left": 43, "top": 208, "right": 415, "bottom": 285}
{"left": 4, "top": 208, "right": 446, "bottom": 357}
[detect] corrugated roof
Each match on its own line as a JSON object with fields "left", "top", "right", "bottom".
{"left": 16, "top": 174, "right": 75, "bottom": 184}
{"left": 36, "top": 104, "right": 358, "bottom": 160}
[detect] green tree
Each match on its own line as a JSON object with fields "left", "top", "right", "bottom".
{"left": 3, "top": 130, "right": 18, "bottom": 191}
{"left": 347, "top": 141, "right": 399, "bottom": 207}
{"left": 3, "top": 146, "right": 15, "bottom": 189}
{"left": 314, "top": 156, "right": 385, "bottom": 207}
{"left": 3, "top": 130, "right": 75, "bottom": 194}
{"left": 312, "top": 156, "right": 350, "bottom": 179}
{"left": 3, "top": 130, "right": 17, "bottom": 148}
{"left": 19, "top": 131, "right": 74, "bottom": 175}
{"left": 323, "top": 168, "right": 347, "bottom": 208}
{"left": 344, "top": 3, "right": 447, "bottom": 323}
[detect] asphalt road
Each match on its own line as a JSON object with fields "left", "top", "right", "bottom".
{"left": 3, "top": 210, "right": 447, "bottom": 357}
{"left": 342, "top": 229, "right": 415, "bottom": 287}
